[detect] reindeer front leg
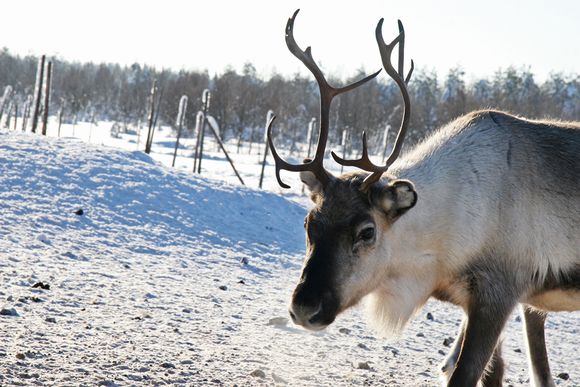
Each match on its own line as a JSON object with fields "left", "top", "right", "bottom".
{"left": 442, "top": 317, "right": 505, "bottom": 387}
{"left": 447, "top": 273, "right": 517, "bottom": 387}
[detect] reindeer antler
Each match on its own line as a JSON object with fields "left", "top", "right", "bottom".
{"left": 332, "top": 19, "right": 414, "bottom": 191}
{"left": 267, "top": 9, "right": 381, "bottom": 189}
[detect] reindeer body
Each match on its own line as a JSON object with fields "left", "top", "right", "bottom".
{"left": 372, "top": 109, "right": 579, "bottom": 325}
{"left": 361, "top": 109, "right": 579, "bottom": 386}
{"left": 269, "top": 10, "right": 578, "bottom": 387}
{"left": 293, "top": 109, "right": 579, "bottom": 387}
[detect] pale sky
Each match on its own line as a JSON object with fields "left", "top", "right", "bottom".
{"left": 2, "top": 0, "right": 580, "bottom": 82}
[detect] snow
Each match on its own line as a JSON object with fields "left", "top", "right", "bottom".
{"left": 0, "top": 126, "right": 578, "bottom": 386}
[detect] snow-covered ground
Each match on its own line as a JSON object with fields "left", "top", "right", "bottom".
{"left": 0, "top": 125, "right": 578, "bottom": 386}
{"left": 31, "top": 118, "right": 314, "bottom": 195}
{"left": 25, "top": 117, "right": 365, "bottom": 196}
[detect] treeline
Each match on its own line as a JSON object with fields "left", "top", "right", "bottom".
{"left": 1, "top": 47, "right": 580, "bottom": 152}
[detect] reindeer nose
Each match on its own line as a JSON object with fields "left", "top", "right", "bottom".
{"left": 289, "top": 301, "right": 322, "bottom": 327}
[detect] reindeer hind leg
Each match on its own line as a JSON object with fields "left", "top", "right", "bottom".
{"left": 441, "top": 317, "right": 466, "bottom": 379}
{"left": 523, "top": 306, "right": 555, "bottom": 387}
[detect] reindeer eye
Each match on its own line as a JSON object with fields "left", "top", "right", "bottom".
{"left": 357, "top": 226, "right": 375, "bottom": 242}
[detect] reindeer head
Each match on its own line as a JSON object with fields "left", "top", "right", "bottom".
{"left": 268, "top": 10, "right": 415, "bottom": 330}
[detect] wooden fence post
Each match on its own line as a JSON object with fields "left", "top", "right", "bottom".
{"left": 41, "top": 60, "right": 53, "bottom": 135}
{"left": 31, "top": 55, "right": 45, "bottom": 133}
{"left": 144, "top": 80, "right": 157, "bottom": 154}
{"left": 381, "top": 124, "right": 390, "bottom": 163}
{"left": 192, "top": 111, "right": 203, "bottom": 172}
{"left": 172, "top": 95, "right": 188, "bottom": 167}
{"left": 195, "top": 89, "right": 210, "bottom": 173}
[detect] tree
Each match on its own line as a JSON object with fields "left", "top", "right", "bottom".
{"left": 440, "top": 67, "right": 466, "bottom": 123}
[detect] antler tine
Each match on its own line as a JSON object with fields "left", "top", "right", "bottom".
{"left": 405, "top": 59, "right": 414, "bottom": 84}
{"left": 285, "top": 10, "right": 381, "bottom": 100}
{"left": 397, "top": 20, "right": 405, "bottom": 78}
{"left": 331, "top": 132, "right": 387, "bottom": 191}
{"left": 267, "top": 114, "right": 330, "bottom": 189}
{"left": 267, "top": 9, "right": 381, "bottom": 189}
{"left": 331, "top": 131, "right": 371, "bottom": 167}
{"left": 285, "top": 9, "right": 331, "bottom": 97}
{"left": 378, "top": 19, "right": 413, "bottom": 169}
{"left": 266, "top": 115, "right": 295, "bottom": 189}
{"left": 332, "top": 19, "right": 414, "bottom": 191}
{"left": 395, "top": 20, "right": 415, "bottom": 84}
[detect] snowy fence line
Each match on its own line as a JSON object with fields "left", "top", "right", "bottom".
{"left": 3, "top": 65, "right": 381, "bottom": 191}
{"left": 0, "top": 55, "right": 55, "bottom": 134}
{"left": 186, "top": 89, "right": 245, "bottom": 185}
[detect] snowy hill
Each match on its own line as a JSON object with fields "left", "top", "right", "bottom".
{"left": 0, "top": 131, "right": 577, "bottom": 386}
{"left": 0, "top": 132, "right": 305, "bottom": 268}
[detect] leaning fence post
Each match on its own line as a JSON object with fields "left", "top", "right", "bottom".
{"left": 148, "top": 86, "right": 164, "bottom": 151}
{"left": 144, "top": 79, "right": 157, "bottom": 154}
{"left": 206, "top": 115, "right": 245, "bottom": 185}
{"left": 195, "top": 89, "right": 210, "bottom": 174}
{"left": 0, "top": 85, "right": 13, "bottom": 124}
{"left": 258, "top": 110, "right": 274, "bottom": 188}
{"left": 172, "top": 95, "right": 188, "bottom": 167}
{"left": 4, "top": 101, "right": 13, "bottom": 129}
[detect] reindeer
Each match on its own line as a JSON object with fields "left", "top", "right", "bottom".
{"left": 267, "top": 10, "right": 580, "bottom": 387}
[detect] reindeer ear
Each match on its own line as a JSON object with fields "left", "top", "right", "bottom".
{"left": 299, "top": 158, "right": 324, "bottom": 195}
{"left": 372, "top": 179, "right": 417, "bottom": 218}
{"left": 300, "top": 170, "right": 323, "bottom": 195}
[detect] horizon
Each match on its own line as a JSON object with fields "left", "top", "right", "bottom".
{"left": 1, "top": 44, "right": 575, "bottom": 87}
{"left": 2, "top": 1, "right": 580, "bottom": 83}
